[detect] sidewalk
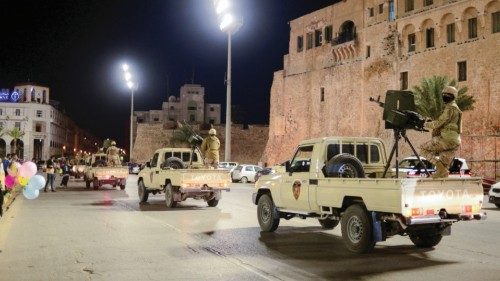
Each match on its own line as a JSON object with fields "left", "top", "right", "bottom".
{"left": 1, "top": 187, "right": 21, "bottom": 218}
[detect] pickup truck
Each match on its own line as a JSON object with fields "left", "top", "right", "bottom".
{"left": 83, "top": 153, "right": 128, "bottom": 190}
{"left": 138, "top": 147, "right": 231, "bottom": 207}
{"left": 253, "top": 136, "right": 486, "bottom": 253}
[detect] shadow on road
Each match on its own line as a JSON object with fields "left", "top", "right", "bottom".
{"left": 137, "top": 201, "right": 209, "bottom": 212}
{"left": 195, "top": 226, "right": 455, "bottom": 280}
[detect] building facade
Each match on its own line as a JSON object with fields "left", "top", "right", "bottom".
{"left": 135, "top": 83, "right": 221, "bottom": 125}
{"left": 0, "top": 83, "right": 100, "bottom": 161}
{"left": 263, "top": 0, "right": 499, "bottom": 178}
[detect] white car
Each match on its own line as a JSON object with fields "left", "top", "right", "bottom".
{"left": 488, "top": 182, "right": 500, "bottom": 208}
{"left": 218, "top": 162, "right": 238, "bottom": 172}
{"left": 231, "top": 164, "right": 262, "bottom": 183}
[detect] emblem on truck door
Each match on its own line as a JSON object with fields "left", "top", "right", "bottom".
{"left": 292, "top": 180, "right": 301, "bottom": 200}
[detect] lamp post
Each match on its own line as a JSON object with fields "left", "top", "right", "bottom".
{"left": 122, "top": 63, "right": 137, "bottom": 162}
{"left": 214, "top": 0, "right": 242, "bottom": 162}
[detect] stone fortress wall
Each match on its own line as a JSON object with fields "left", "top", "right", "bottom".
{"left": 262, "top": 0, "right": 499, "bottom": 179}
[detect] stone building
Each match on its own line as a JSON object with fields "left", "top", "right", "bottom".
{"left": 262, "top": 0, "right": 499, "bottom": 179}
{"left": 135, "top": 83, "right": 221, "bottom": 126}
{"left": 0, "top": 83, "right": 100, "bottom": 161}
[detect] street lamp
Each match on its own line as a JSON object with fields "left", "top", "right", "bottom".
{"left": 214, "top": 0, "right": 242, "bottom": 162}
{"left": 122, "top": 63, "right": 137, "bottom": 162}
{"left": 62, "top": 145, "right": 66, "bottom": 158}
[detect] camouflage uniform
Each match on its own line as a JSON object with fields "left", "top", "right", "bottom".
{"left": 106, "top": 142, "right": 121, "bottom": 167}
{"left": 200, "top": 129, "right": 220, "bottom": 168}
{"left": 420, "top": 86, "right": 462, "bottom": 178}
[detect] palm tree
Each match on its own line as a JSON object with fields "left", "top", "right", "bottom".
{"left": 412, "top": 75, "right": 476, "bottom": 120}
{"left": 170, "top": 122, "right": 194, "bottom": 147}
{"left": 8, "top": 127, "right": 25, "bottom": 156}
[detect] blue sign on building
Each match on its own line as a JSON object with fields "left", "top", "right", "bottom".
{"left": 0, "top": 89, "right": 21, "bottom": 103}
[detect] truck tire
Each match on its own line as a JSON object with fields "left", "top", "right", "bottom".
{"left": 325, "top": 153, "right": 365, "bottom": 178}
{"left": 207, "top": 198, "right": 219, "bottom": 207}
{"left": 257, "top": 194, "right": 280, "bottom": 232}
{"left": 241, "top": 176, "right": 248, "bottom": 183}
{"left": 164, "top": 157, "right": 186, "bottom": 169}
{"left": 341, "top": 204, "right": 375, "bottom": 253}
{"left": 409, "top": 233, "right": 443, "bottom": 248}
{"left": 138, "top": 180, "right": 149, "bottom": 203}
{"left": 164, "top": 183, "right": 177, "bottom": 208}
{"left": 120, "top": 184, "right": 125, "bottom": 190}
{"left": 318, "top": 218, "right": 340, "bottom": 230}
{"left": 495, "top": 204, "right": 500, "bottom": 208}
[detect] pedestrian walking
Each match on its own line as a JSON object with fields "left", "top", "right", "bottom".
{"left": 60, "top": 160, "right": 71, "bottom": 188}
{"left": 44, "top": 157, "right": 56, "bottom": 192}
{"left": 2, "top": 154, "right": 10, "bottom": 175}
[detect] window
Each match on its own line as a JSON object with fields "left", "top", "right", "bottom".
{"left": 389, "top": 0, "right": 396, "bottom": 21}
{"left": 342, "top": 143, "right": 354, "bottom": 155}
{"left": 324, "top": 25, "right": 333, "bottom": 43}
{"left": 245, "top": 166, "right": 253, "bottom": 172}
{"left": 173, "top": 152, "right": 181, "bottom": 159}
{"left": 315, "top": 29, "right": 322, "bottom": 47}
{"left": 290, "top": 145, "right": 313, "bottom": 173}
{"left": 379, "top": 4, "right": 384, "bottom": 14}
{"left": 36, "top": 110, "right": 43, "bottom": 118}
{"left": 408, "top": 33, "right": 416, "bottom": 52}
{"left": 0, "top": 108, "right": 2, "bottom": 115}
{"left": 446, "top": 23, "right": 456, "bottom": 43}
{"left": 400, "top": 71, "right": 409, "bottom": 90}
{"left": 15, "top": 109, "right": 21, "bottom": 116}
{"left": 35, "top": 123, "right": 42, "bottom": 132}
{"left": 15, "top": 122, "right": 21, "bottom": 129}
{"left": 320, "top": 88, "right": 325, "bottom": 102}
{"left": 170, "top": 106, "right": 174, "bottom": 110}
{"left": 369, "top": 7, "right": 374, "bottom": 17}
{"left": 458, "top": 61, "right": 467, "bottom": 81}
{"left": 153, "top": 118, "right": 159, "bottom": 122}
{"left": 210, "top": 107, "right": 214, "bottom": 112}
{"left": 150, "top": 153, "right": 159, "bottom": 167}
{"left": 306, "top": 32, "right": 313, "bottom": 50}
{"left": 297, "top": 35, "right": 304, "bottom": 52}
{"left": 181, "top": 152, "right": 191, "bottom": 162}
{"left": 327, "top": 143, "right": 340, "bottom": 160}
{"left": 366, "top": 45, "right": 371, "bottom": 58}
{"left": 493, "top": 11, "right": 500, "bottom": 33}
{"left": 356, "top": 144, "right": 368, "bottom": 164}
{"left": 426, "top": 28, "right": 435, "bottom": 48}
{"left": 423, "top": 0, "right": 433, "bottom": 7}
{"left": 468, "top": 18, "right": 477, "bottom": 39}
{"left": 189, "top": 115, "right": 195, "bottom": 122}
{"left": 405, "top": 0, "right": 414, "bottom": 12}
{"left": 370, "top": 145, "right": 380, "bottom": 163}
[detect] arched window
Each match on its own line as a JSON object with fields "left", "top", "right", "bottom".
{"left": 335, "top": 21, "right": 357, "bottom": 45}
{"left": 10, "top": 139, "right": 24, "bottom": 159}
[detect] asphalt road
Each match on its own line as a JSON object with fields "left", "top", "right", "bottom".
{"left": 0, "top": 175, "right": 499, "bottom": 281}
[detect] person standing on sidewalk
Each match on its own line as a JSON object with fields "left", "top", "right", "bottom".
{"left": 44, "top": 157, "right": 56, "bottom": 192}
{"left": 60, "top": 160, "right": 71, "bottom": 188}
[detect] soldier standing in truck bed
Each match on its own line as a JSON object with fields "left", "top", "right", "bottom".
{"left": 106, "top": 141, "right": 121, "bottom": 167}
{"left": 200, "top": 128, "right": 220, "bottom": 169}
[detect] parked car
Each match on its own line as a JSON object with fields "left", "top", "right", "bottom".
{"left": 231, "top": 164, "right": 262, "bottom": 183}
{"left": 488, "top": 182, "right": 500, "bottom": 208}
{"left": 254, "top": 167, "right": 275, "bottom": 182}
{"left": 218, "top": 162, "right": 238, "bottom": 172}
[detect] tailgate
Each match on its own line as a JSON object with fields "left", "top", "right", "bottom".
{"left": 179, "top": 170, "right": 231, "bottom": 189}
{"left": 401, "top": 178, "right": 484, "bottom": 219}
{"left": 94, "top": 167, "right": 128, "bottom": 179}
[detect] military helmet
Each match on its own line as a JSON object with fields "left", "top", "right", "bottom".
{"left": 111, "top": 141, "right": 116, "bottom": 146}
{"left": 442, "top": 85, "right": 458, "bottom": 99}
{"left": 208, "top": 128, "right": 216, "bottom": 135}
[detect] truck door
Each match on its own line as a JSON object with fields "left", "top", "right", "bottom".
{"left": 144, "top": 153, "right": 159, "bottom": 188}
{"left": 281, "top": 145, "right": 313, "bottom": 211}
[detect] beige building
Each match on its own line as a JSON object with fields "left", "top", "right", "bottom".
{"left": 262, "top": 0, "right": 499, "bottom": 179}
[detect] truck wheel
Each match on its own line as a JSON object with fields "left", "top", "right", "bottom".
{"left": 341, "top": 204, "right": 375, "bottom": 253}
{"left": 163, "top": 157, "right": 186, "bottom": 169}
{"left": 241, "top": 176, "right": 248, "bottom": 183}
{"left": 257, "top": 194, "right": 280, "bottom": 232}
{"left": 409, "top": 233, "right": 443, "bottom": 248}
{"left": 164, "top": 183, "right": 177, "bottom": 208}
{"left": 325, "top": 153, "right": 365, "bottom": 178}
{"left": 207, "top": 198, "right": 219, "bottom": 207}
{"left": 318, "top": 218, "right": 340, "bottom": 230}
{"left": 495, "top": 204, "right": 500, "bottom": 208}
{"left": 120, "top": 185, "right": 125, "bottom": 190}
{"left": 138, "top": 180, "right": 149, "bottom": 203}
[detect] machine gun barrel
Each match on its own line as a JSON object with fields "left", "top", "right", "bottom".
{"left": 369, "top": 96, "right": 384, "bottom": 108}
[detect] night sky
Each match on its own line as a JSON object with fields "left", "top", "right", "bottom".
{"left": 0, "top": 0, "right": 338, "bottom": 146}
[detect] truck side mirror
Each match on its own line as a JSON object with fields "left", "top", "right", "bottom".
{"left": 146, "top": 161, "right": 151, "bottom": 168}
{"left": 285, "top": 161, "right": 291, "bottom": 173}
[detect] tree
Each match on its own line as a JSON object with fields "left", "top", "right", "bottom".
{"left": 170, "top": 122, "right": 194, "bottom": 147}
{"left": 8, "top": 127, "right": 25, "bottom": 156}
{"left": 412, "top": 75, "right": 476, "bottom": 120}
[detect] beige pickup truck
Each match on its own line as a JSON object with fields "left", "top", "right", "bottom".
{"left": 253, "top": 137, "right": 486, "bottom": 253}
{"left": 138, "top": 148, "right": 231, "bottom": 207}
{"left": 84, "top": 153, "right": 128, "bottom": 190}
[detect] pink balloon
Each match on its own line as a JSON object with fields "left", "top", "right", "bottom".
{"left": 5, "top": 175, "right": 15, "bottom": 188}
{"left": 19, "top": 161, "right": 37, "bottom": 178}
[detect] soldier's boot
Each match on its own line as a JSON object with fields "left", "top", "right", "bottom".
{"left": 432, "top": 161, "right": 449, "bottom": 179}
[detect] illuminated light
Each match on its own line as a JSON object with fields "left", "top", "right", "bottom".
{"left": 122, "top": 64, "right": 129, "bottom": 72}
{"left": 219, "top": 13, "right": 234, "bottom": 31}
{"left": 215, "top": 0, "right": 231, "bottom": 15}
{"left": 127, "top": 81, "right": 134, "bottom": 89}
{"left": 124, "top": 72, "right": 132, "bottom": 82}
{"left": 411, "top": 208, "right": 422, "bottom": 216}
{"left": 426, "top": 209, "right": 435, "bottom": 215}
{"left": 464, "top": 205, "right": 472, "bottom": 213}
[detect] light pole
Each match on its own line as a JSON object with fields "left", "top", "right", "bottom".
{"left": 122, "top": 63, "right": 137, "bottom": 162}
{"left": 214, "top": 0, "right": 242, "bottom": 162}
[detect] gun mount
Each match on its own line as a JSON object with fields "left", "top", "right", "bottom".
{"left": 178, "top": 121, "right": 205, "bottom": 165}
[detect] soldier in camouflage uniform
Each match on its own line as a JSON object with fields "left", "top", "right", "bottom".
{"left": 106, "top": 141, "right": 121, "bottom": 167}
{"left": 200, "top": 128, "right": 220, "bottom": 169}
{"left": 420, "top": 86, "right": 462, "bottom": 178}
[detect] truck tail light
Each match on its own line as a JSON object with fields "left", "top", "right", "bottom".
{"left": 425, "top": 209, "right": 435, "bottom": 215}
{"left": 463, "top": 205, "right": 472, "bottom": 213}
{"left": 411, "top": 208, "right": 422, "bottom": 216}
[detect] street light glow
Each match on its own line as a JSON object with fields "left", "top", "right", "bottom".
{"left": 127, "top": 81, "right": 134, "bottom": 89}
{"left": 125, "top": 72, "right": 132, "bottom": 82}
{"left": 122, "top": 63, "right": 129, "bottom": 72}
{"left": 215, "top": 0, "right": 231, "bottom": 15}
{"left": 219, "top": 13, "right": 234, "bottom": 31}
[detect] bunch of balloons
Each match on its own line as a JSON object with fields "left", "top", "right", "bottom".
{"left": 5, "top": 161, "right": 46, "bottom": 200}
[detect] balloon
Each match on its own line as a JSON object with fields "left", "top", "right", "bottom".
{"left": 27, "top": 175, "right": 46, "bottom": 191}
{"left": 23, "top": 188, "right": 39, "bottom": 200}
{"left": 17, "top": 176, "right": 29, "bottom": 187}
{"left": 19, "top": 161, "right": 37, "bottom": 178}
{"left": 5, "top": 175, "right": 15, "bottom": 188}
{"left": 7, "top": 162, "right": 21, "bottom": 176}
